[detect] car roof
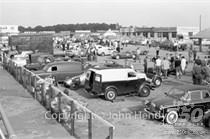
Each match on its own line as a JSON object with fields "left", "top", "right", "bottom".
{"left": 46, "top": 61, "right": 81, "bottom": 66}
{"left": 91, "top": 64, "right": 130, "bottom": 70}
{"left": 174, "top": 85, "right": 210, "bottom": 92}
{"left": 89, "top": 67, "right": 134, "bottom": 74}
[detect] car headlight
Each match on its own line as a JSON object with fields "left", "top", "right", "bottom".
{"left": 159, "top": 105, "right": 164, "bottom": 110}
{"left": 73, "top": 77, "right": 80, "bottom": 82}
{"left": 151, "top": 103, "right": 156, "bottom": 108}
{"left": 144, "top": 100, "right": 150, "bottom": 105}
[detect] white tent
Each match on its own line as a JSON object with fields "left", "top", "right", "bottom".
{"left": 103, "top": 29, "right": 117, "bottom": 37}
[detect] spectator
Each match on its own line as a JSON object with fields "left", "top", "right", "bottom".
{"left": 166, "top": 53, "right": 170, "bottom": 61}
{"left": 204, "top": 56, "right": 208, "bottom": 65}
{"left": 162, "top": 57, "right": 170, "bottom": 79}
{"left": 201, "top": 61, "right": 210, "bottom": 83}
{"left": 181, "top": 56, "right": 187, "bottom": 75}
{"left": 156, "top": 46, "right": 160, "bottom": 57}
{"left": 144, "top": 56, "right": 148, "bottom": 73}
{"left": 136, "top": 48, "right": 141, "bottom": 63}
{"left": 116, "top": 45, "right": 120, "bottom": 53}
{"left": 155, "top": 56, "right": 162, "bottom": 76}
{"left": 192, "top": 61, "right": 202, "bottom": 85}
{"left": 170, "top": 54, "right": 174, "bottom": 69}
{"left": 188, "top": 49, "right": 193, "bottom": 63}
{"left": 195, "top": 56, "right": 201, "bottom": 66}
{"left": 193, "top": 48, "right": 197, "bottom": 61}
{"left": 174, "top": 56, "right": 182, "bottom": 79}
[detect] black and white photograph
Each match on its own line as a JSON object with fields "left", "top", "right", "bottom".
{"left": 1, "top": 0, "right": 210, "bottom": 139}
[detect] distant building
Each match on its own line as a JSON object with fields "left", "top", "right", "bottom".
{"left": 176, "top": 26, "right": 199, "bottom": 39}
{"left": 120, "top": 26, "right": 199, "bottom": 39}
{"left": 0, "top": 25, "right": 19, "bottom": 45}
{"left": 75, "top": 30, "right": 91, "bottom": 34}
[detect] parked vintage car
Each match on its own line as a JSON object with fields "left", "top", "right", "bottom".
{"left": 64, "top": 62, "right": 129, "bottom": 89}
{"left": 111, "top": 51, "right": 136, "bottom": 59}
{"left": 144, "top": 85, "right": 210, "bottom": 124}
{"left": 97, "top": 46, "right": 115, "bottom": 56}
{"left": 34, "top": 61, "right": 84, "bottom": 83}
{"left": 65, "top": 48, "right": 87, "bottom": 58}
{"left": 84, "top": 67, "right": 153, "bottom": 101}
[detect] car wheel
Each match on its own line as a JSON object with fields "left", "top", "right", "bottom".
{"left": 70, "top": 83, "right": 79, "bottom": 90}
{"left": 203, "top": 112, "right": 210, "bottom": 128}
{"left": 101, "top": 52, "right": 105, "bottom": 56}
{"left": 105, "top": 88, "right": 117, "bottom": 101}
{"left": 139, "top": 85, "right": 150, "bottom": 97}
{"left": 153, "top": 77, "right": 162, "bottom": 87}
{"left": 116, "top": 55, "right": 120, "bottom": 59}
{"left": 165, "top": 110, "right": 178, "bottom": 124}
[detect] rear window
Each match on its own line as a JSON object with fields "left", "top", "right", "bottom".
{"left": 86, "top": 71, "right": 91, "bottom": 80}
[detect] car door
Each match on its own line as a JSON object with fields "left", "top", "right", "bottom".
{"left": 92, "top": 73, "right": 102, "bottom": 93}
{"left": 46, "top": 65, "right": 60, "bottom": 81}
{"left": 84, "top": 70, "right": 94, "bottom": 91}
{"left": 188, "top": 90, "right": 204, "bottom": 111}
{"left": 107, "top": 47, "right": 113, "bottom": 55}
{"left": 125, "top": 71, "right": 138, "bottom": 93}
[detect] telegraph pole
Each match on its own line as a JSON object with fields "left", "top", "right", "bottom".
{"left": 199, "top": 15, "right": 202, "bottom": 32}
{"left": 199, "top": 15, "right": 202, "bottom": 52}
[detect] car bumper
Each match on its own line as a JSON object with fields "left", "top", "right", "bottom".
{"left": 63, "top": 82, "right": 70, "bottom": 88}
{"left": 144, "top": 108, "right": 164, "bottom": 119}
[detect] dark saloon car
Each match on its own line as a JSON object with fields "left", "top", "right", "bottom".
{"left": 145, "top": 85, "right": 210, "bottom": 124}
{"left": 34, "top": 61, "right": 83, "bottom": 83}
{"left": 111, "top": 51, "right": 136, "bottom": 59}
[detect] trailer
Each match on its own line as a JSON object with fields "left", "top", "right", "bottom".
{"left": 8, "top": 33, "right": 54, "bottom": 54}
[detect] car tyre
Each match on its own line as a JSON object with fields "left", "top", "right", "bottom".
{"left": 165, "top": 110, "right": 178, "bottom": 124}
{"left": 105, "top": 88, "right": 117, "bottom": 101}
{"left": 153, "top": 77, "right": 162, "bottom": 87}
{"left": 70, "top": 83, "right": 79, "bottom": 90}
{"left": 139, "top": 85, "right": 150, "bottom": 97}
{"left": 203, "top": 112, "right": 210, "bottom": 128}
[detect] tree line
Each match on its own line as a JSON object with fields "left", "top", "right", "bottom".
{"left": 18, "top": 23, "right": 120, "bottom": 33}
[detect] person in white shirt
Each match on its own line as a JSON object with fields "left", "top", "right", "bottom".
{"left": 155, "top": 56, "right": 162, "bottom": 76}
{"left": 181, "top": 56, "right": 187, "bottom": 75}
{"left": 162, "top": 57, "right": 170, "bottom": 79}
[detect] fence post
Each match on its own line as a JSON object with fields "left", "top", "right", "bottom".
{"left": 70, "top": 100, "right": 75, "bottom": 136}
{"left": 19, "top": 67, "right": 23, "bottom": 84}
{"left": 88, "top": 113, "right": 92, "bottom": 139}
{"left": 109, "top": 127, "right": 114, "bottom": 139}
{"left": 41, "top": 83, "right": 45, "bottom": 105}
{"left": 49, "top": 85, "right": 54, "bottom": 113}
{"left": 33, "top": 76, "right": 37, "bottom": 99}
{"left": 57, "top": 92, "right": 62, "bottom": 114}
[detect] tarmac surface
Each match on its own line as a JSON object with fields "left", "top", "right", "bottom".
{"left": 0, "top": 65, "right": 74, "bottom": 139}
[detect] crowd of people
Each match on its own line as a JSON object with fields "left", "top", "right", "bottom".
{"left": 192, "top": 57, "right": 210, "bottom": 85}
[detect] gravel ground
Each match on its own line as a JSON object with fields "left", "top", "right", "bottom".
{"left": 60, "top": 45, "right": 210, "bottom": 139}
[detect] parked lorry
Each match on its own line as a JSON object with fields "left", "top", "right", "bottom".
{"left": 8, "top": 33, "right": 54, "bottom": 54}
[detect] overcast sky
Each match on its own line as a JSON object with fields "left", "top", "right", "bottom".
{"left": 0, "top": 0, "right": 210, "bottom": 29}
